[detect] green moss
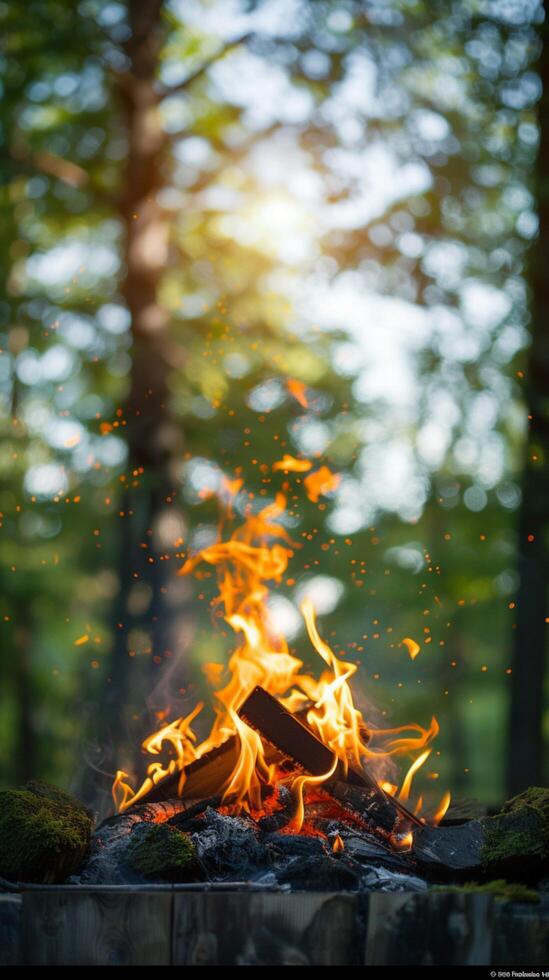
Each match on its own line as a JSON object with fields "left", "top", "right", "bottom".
{"left": 501, "top": 787, "right": 549, "bottom": 821}
{"left": 433, "top": 880, "right": 540, "bottom": 904}
{"left": 0, "top": 782, "right": 93, "bottom": 884}
{"left": 481, "top": 786, "right": 549, "bottom": 880}
{"left": 126, "top": 823, "right": 201, "bottom": 882}
{"left": 25, "top": 780, "right": 92, "bottom": 817}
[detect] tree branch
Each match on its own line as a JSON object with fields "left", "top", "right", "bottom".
{"left": 159, "top": 33, "right": 253, "bottom": 98}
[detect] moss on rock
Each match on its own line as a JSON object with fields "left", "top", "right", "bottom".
{"left": 125, "top": 823, "right": 202, "bottom": 882}
{"left": 433, "top": 879, "right": 540, "bottom": 904}
{"left": 0, "top": 781, "right": 93, "bottom": 884}
{"left": 481, "top": 787, "right": 549, "bottom": 881}
{"left": 500, "top": 787, "right": 549, "bottom": 822}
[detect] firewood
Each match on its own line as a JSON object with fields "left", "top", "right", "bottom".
{"left": 130, "top": 700, "right": 310, "bottom": 808}
{"left": 237, "top": 685, "right": 421, "bottom": 835}
{"left": 138, "top": 736, "right": 241, "bottom": 806}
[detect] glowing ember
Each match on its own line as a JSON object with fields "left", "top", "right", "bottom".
{"left": 402, "top": 637, "right": 421, "bottom": 660}
{"left": 113, "top": 484, "right": 449, "bottom": 830}
{"left": 303, "top": 465, "right": 340, "bottom": 503}
{"left": 286, "top": 377, "right": 309, "bottom": 408}
{"left": 272, "top": 454, "right": 313, "bottom": 473}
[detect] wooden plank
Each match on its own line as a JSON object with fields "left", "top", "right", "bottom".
{"left": 172, "top": 891, "right": 359, "bottom": 965}
{"left": 364, "top": 891, "right": 493, "bottom": 966}
{"left": 0, "top": 894, "right": 22, "bottom": 965}
{"left": 21, "top": 890, "right": 172, "bottom": 965}
{"left": 493, "top": 903, "right": 549, "bottom": 966}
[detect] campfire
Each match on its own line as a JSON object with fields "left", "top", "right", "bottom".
{"left": 112, "top": 468, "right": 450, "bottom": 860}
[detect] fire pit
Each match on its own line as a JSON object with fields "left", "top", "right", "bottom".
{"left": 2, "top": 481, "right": 549, "bottom": 966}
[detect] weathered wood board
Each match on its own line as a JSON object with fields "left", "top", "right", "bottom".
{"left": 493, "top": 903, "right": 549, "bottom": 966}
{"left": 20, "top": 889, "right": 171, "bottom": 965}
{"left": 172, "top": 890, "right": 359, "bottom": 965}
{"left": 0, "top": 885, "right": 547, "bottom": 965}
{"left": 364, "top": 891, "right": 494, "bottom": 966}
{"left": 0, "top": 894, "right": 22, "bottom": 966}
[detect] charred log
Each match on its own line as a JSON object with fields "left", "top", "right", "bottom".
{"left": 237, "top": 686, "right": 421, "bottom": 837}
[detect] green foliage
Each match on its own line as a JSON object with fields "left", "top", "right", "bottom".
{"left": 0, "top": 780, "right": 92, "bottom": 883}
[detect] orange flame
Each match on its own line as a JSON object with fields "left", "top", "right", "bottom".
{"left": 304, "top": 466, "right": 341, "bottom": 503}
{"left": 272, "top": 454, "right": 313, "bottom": 473}
{"left": 287, "top": 378, "right": 309, "bottom": 408}
{"left": 113, "top": 485, "right": 450, "bottom": 828}
{"left": 432, "top": 790, "right": 451, "bottom": 824}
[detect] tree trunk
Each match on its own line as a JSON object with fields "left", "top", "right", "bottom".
{"left": 506, "top": 13, "right": 549, "bottom": 794}
{"left": 105, "top": 0, "right": 187, "bottom": 760}
{"left": 13, "top": 610, "right": 36, "bottom": 784}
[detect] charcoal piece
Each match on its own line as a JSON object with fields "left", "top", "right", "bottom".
{"left": 191, "top": 809, "right": 269, "bottom": 880}
{"left": 345, "top": 834, "right": 417, "bottom": 875}
{"left": 239, "top": 687, "right": 375, "bottom": 789}
{"left": 359, "top": 866, "right": 428, "bottom": 893}
{"left": 263, "top": 834, "right": 327, "bottom": 859}
{"left": 326, "top": 781, "right": 404, "bottom": 836}
{"left": 258, "top": 786, "right": 293, "bottom": 832}
{"left": 414, "top": 789, "right": 549, "bottom": 882}
{"left": 258, "top": 812, "right": 292, "bottom": 833}
{"left": 412, "top": 820, "right": 485, "bottom": 877}
{"left": 167, "top": 796, "right": 221, "bottom": 830}
{"left": 275, "top": 854, "right": 359, "bottom": 891}
{"left": 441, "top": 797, "right": 488, "bottom": 825}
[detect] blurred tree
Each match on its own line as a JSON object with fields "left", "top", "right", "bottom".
{"left": 105, "top": 0, "right": 178, "bottom": 757}
{"left": 507, "top": 6, "right": 549, "bottom": 793}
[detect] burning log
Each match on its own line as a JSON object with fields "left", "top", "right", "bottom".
{"left": 237, "top": 686, "right": 421, "bottom": 838}
{"left": 134, "top": 736, "right": 241, "bottom": 806}
{"left": 126, "top": 701, "right": 319, "bottom": 809}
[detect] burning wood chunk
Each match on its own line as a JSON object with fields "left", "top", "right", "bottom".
{"left": 238, "top": 685, "right": 341, "bottom": 779}
{"left": 135, "top": 736, "right": 241, "bottom": 806}
{"left": 237, "top": 686, "right": 420, "bottom": 840}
